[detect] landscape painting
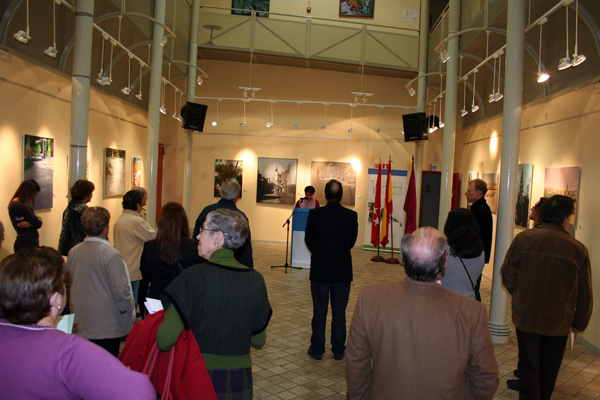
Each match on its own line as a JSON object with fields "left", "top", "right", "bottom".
{"left": 23, "top": 134, "right": 54, "bottom": 210}
{"left": 310, "top": 161, "right": 357, "bottom": 206}
{"left": 214, "top": 159, "right": 243, "bottom": 197}
{"left": 257, "top": 158, "right": 297, "bottom": 204}
{"left": 544, "top": 166, "right": 580, "bottom": 224}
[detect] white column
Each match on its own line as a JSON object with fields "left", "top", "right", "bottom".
{"left": 437, "top": 0, "right": 461, "bottom": 229}
{"left": 489, "top": 0, "right": 526, "bottom": 344}
{"left": 69, "top": 0, "right": 94, "bottom": 186}
{"left": 183, "top": 0, "right": 200, "bottom": 218}
{"left": 146, "top": 0, "right": 166, "bottom": 227}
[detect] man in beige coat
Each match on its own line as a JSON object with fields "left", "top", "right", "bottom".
{"left": 346, "top": 227, "right": 499, "bottom": 399}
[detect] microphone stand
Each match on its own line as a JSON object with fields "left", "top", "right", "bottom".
{"left": 271, "top": 207, "right": 303, "bottom": 273}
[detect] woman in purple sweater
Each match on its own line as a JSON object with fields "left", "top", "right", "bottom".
{"left": 0, "top": 246, "right": 155, "bottom": 400}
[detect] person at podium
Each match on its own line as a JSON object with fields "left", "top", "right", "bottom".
{"left": 295, "top": 186, "right": 320, "bottom": 209}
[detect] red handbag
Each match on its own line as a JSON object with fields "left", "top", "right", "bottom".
{"left": 119, "top": 310, "right": 217, "bottom": 400}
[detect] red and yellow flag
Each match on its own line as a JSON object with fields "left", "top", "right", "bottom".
{"left": 380, "top": 161, "right": 393, "bottom": 248}
{"left": 370, "top": 163, "right": 382, "bottom": 247}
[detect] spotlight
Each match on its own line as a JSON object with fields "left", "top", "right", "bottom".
{"left": 159, "top": 35, "right": 170, "bottom": 47}
{"left": 437, "top": 48, "right": 450, "bottom": 63}
{"left": 159, "top": 106, "right": 166, "bottom": 115}
{"left": 197, "top": 75, "right": 205, "bottom": 85}
{"left": 240, "top": 122, "right": 246, "bottom": 127}
{"left": 471, "top": 104, "right": 480, "bottom": 112}
{"left": 212, "top": 121, "right": 218, "bottom": 127}
{"left": 266, "top": 122, "right": 273, "bottom": 128}
{"left": 439, "top": 121, "right": 445, "bottom": 128}
{"left": 406, "top": 84, "right": 416, "bottom": 97}
{"left": 537, "top": 72, "right": 550, "bottom": 83}
{"left": 375, "top": 127, "right": 380, "bottom": 133}
{"left": 294, "top": 124, "right": 300, "bottom": 129}
{"left": 320, "top": 125, "right": 326, "bottom": 130}
{"left": 571, "top": 53, "right": 586, "bottom": 67}
{"left": 44, "top": 46, "right": 57, "bottom": 58}
{"left": 348, "top": 127, "right": 353, "bottom": 133}
{"left": 558, "top": 57, "right": 572, "bottom": 70}
{"left": 460, "top": 109, "right": 468, "bottom": 117}
{"left": 13, "top": 30, "right": 30, "bottom": 44}
{"left": 135, "top": 93, "right": 143, "bottom": 101}
{"left": 488, "top": 93, "right": 496, "bottom": 103}
{"left": 494, "top": 92, "right": 503, "bottom": 102}
{"left": 121, "top": 86, "right": 131, "bottom": 95}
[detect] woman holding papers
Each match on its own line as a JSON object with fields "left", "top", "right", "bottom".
{"left": 157, "top": 209, "right": 271, "bottom": 399}
{"left": 139, "top": 202, "right": 204, "bottom": 315}
{"left": 0, "top": 247, "right": 155, "bottom": 400}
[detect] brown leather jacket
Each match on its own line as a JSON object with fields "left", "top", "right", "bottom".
{"left": 501, "top": 223, "right": 593, "bottom": 336}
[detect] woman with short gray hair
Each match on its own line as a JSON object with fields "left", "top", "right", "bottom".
{"left": 157, "top": 208, "right": 271, "bottom": 399}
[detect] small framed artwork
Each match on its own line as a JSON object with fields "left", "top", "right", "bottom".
{"left": 257, "top": 158, "right": 297, "bottom": 204}
{"left": 104, "top": 148, "right": 126, "bottom": 197}
{"left": 515, "top": 164, "right": 533, "bottom": 227}
{"left": 214, "top": 159, "right": 244, "bottom": 198}
{"left": 24, "top": 134, "right": 54, "bottom": 210}
{"left": 132, "top": 157, "right": 142, "bottom": 187}
{"left": 339, "top": 0, "right": 374, "bottom": 17}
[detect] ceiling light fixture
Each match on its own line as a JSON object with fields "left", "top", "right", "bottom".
{"left": 96, "top": 35, "right": 107, "bottom": 86}
{"left": 159, "top": 81, "right": 166, "bottom": 114}
{"left": 489, "top": 56, "right": 497, "bottom": 103}
{"left": 437, "top": 47, "right": 450, "bottom": 64}
{"left": 461, "top": 78, "right": 469, "bottom": 117}
{"left": 348, "top": 104, "right": 354, "bottom": 133}
{"left": 405, "top": 83, "right": 416, "bottom": 97}
{"left": 494, "top": 51, "right": 504, "bottom": 101}
{"left": 212, "top": 99, "right": 220, "bottom": 126}
{"left": 197, "top": 74, "right": 205, "bottom": 86}
{"left": 121, "top": 54, "right": 132, "bottom": 95}
{"left": 294, "top": 102, "right": 302, "bottom": 129}
{"left": 537, "top": 19, "right": 550, "bottom": 83}
{"left": 13, "top": 0, "right": 31, "bottom": 44}
{"left": 240, "top": 101, "right": 247, "bottom": 127}
{"left": 321, "top": 103, "right": 328, "bottom": 130}
{"left": 558, "top": 5, "right": 571, "bottom": 70}
{"left": 171, "top": 90, "right": 178, "bottom": 120}
{"left": 571, "top": 0, "right": 586, "bottom": 66}
{"left": 159, "top": 34, "right": 170, "bottom": 47}
{"left": 135, "top": 62, "right": 143, "bottom": 101}
{"left": 375, "top": 106, "right": 383, "bottom": 132}
{"left": 438, "top": 75, "right": 444, "bottom": 128}
{"left": 266, "top": 101, "right": 275, "bottom": 128}
{"left": 471, "top": 69, "right": 480, "bottom": 112}
{"left": 44, "top": 1, "right": 57, "bottom": 58}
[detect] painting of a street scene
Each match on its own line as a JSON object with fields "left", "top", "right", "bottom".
{"left": 24, "top": 134, "right": 54, "bottom": 210}
{"left": 104, "top": 148, "right": 126, "bottom": 197}
{"left": 544, "top": 166, "right": 580, "bottom": 224}
{"left": 257, "top": 158, "right": 297, "bottom": 204}
{"left": 310, "top": 161, "right": 357, "bottom": 206}
{"left": 482, "top": 172, "right": 498, "bottom": 215}
{"left": 515, "top": 164, "right": 533, "bottom": 227}
{"left": 214, "top": 159, "right": 243, "bottom": 198}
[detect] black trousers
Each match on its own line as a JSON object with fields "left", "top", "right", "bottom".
{"left": 89, "top": 337, "right": 122, "bottom": 357}
{"left": 516, "top": 329, "right": 568, "bottom": 400}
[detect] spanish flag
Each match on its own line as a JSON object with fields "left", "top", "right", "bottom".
{"left": 380, "top": 161, "right": 393, "bottom": 248}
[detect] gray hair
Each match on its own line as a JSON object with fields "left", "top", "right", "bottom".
{"left": 220, "top": 179, "right": 241, "bottom": 201}
{"left": 401, "top": 227, "right": 449, "bottom": 282}
{"left": 206, "top": 209, "right": 248, "bottom": 250}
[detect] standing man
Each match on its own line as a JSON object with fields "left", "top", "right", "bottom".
{"left": 501, "top": 195, "right": 592, "bottom": 399}
{"left": 305, "top": 179, "right": 358, "bottom": 361}
{"left": 132, "top": 186, "right": 148, "bottom": 220}
{"left": 193, "top": 178, "right": 253, "bottom": 268}
{"left": 114, "top": 190, "right": 156, "bottom": 308}
{"left": 465, "top": 178, "right": 493, "bottom": 301}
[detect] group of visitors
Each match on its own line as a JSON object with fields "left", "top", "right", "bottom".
{"left": 1, "top": 176, "right": 592, "bottom": 400}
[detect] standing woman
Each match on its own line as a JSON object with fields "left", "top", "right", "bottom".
{"left": 157, "top": 209, "right": 271, "bottom": 399}
{"left": 58, "top": 180, "right": 95, "bottom": 256}
{"left": 8, "top": 179, "right": 42, "bottom": 252}
{"left": 139, "top": 202, "right": 204, "bottom": 314}
{"left": 441, "top": 208, "right": 485, "bottom": 300}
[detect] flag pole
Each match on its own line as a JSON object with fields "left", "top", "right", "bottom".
{"left": 371, "top": 159, "right": 385, "bottom": 262}
{"left": 385, "top": 210, "right": 399, "bottom": 264}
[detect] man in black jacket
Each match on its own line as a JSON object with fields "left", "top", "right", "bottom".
{"left": 305, "top": 179, "right": 358, "bottom": 361}
{"left": 465, "top": 178, "right": 493, "bottom": 301}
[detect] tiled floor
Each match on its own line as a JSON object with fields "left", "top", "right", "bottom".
{"left": 250, "top": 242, "right": 600, "bottom": 399}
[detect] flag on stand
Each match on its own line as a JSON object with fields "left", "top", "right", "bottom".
{"left": 404, "top": 160, "right": 417, "bottom": 234}
{"left": 370, "top": 164, "right": 382, "bottom": 247}
{"left": 380, "top": 161, "right": 393, "bottom": 248}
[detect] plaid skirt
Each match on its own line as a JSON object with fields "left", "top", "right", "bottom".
{"left": 208, "top": 367, "right": 253, "bottom": 400}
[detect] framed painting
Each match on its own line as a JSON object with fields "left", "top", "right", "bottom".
{"left": 23, "top": 134, "right": 54, "bottom": 210}
{"left": 515, "top": 164, "right": 533, "bottom": 227}
{"left": 215, "top": 159, "right": 243, "bottom": 198}
{"left": 544, "top": 166, "right": 580, "bottom": 225}
{"left": 132, "top": 157, "right": 142, "bottom": 187}
{"left": 104, "top": 148, "right": 126, "bottom": 197}
{"left": 310, "top": 161, "right": 357, "bottom": 206}
{"left": 339, "top": 0, "right": 374, "bottom": 17}
{"left": 257, "top": 158, "right": 297, "bottom": 204}
{"left": 231, "top": 0, "right": 270, "bottom": 17}
{"left": 482, "top": 172, "right": 499, "bottom": 215}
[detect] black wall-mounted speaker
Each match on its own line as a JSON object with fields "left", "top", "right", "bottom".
{"left": 402, "top": 112, "right": 428, "bottom": 142}
{"left": 180, "top": 102, "right": 208, "bottom": 132}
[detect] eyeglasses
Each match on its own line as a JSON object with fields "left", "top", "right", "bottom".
{"left": 199, "top": 227, "right": 230, "bottom": 237}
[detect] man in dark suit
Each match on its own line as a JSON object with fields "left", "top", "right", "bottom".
{"left": 192, "top": 178, "right": 253, "bottom": 268}
{"left": 305, "top": 179, "right": 358, "bottom": 361}
{"left": 346, "top": 227, "right": 499, "bottom": 399}
{"left": 465, "top": 178, "right": 493, "bottom": 301}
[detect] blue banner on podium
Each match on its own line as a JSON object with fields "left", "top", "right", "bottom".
{"left": 290, "top": 208, "right": 311, "bottom": 268}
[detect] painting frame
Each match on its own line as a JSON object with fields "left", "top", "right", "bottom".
{"left": 339, "top": 0, "right": 375, "bottom": 18}
{"left": 256, "top": 158, "right": 297, "bottom": 204}
{"left": 515, "top": 163, "right": 533, "bottom": 227}
{"left": 214, "top": 159, "right": 244, "bottom": 198}
{"left": 23, "top": 134, "right": 54, "bottom": 210}
{"left": 544, "top": 166, "right": 581, "bottom": 225}
{"left": 104, "top": 148, "right": 126, "bottom": 197}
{"left": 132, "top": 157, "right": 142, "bottom": 187}
{"left": 310, "top": 161, "right": 357, "bottom": 206}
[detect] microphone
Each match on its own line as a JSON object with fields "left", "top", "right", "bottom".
{"left": 300, "top": 197, "right": 307, "bottom": 201}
